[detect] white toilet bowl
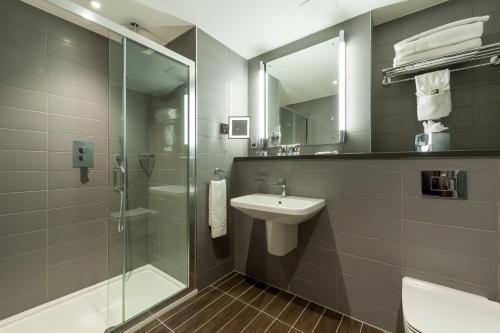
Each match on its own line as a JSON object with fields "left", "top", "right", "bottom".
{"left": 402, "top": 277, "right": 500, "bottom": 333}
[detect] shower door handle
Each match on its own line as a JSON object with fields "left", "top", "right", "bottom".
{"left": 113, "top": 166, "right": 125, "bottom": 193}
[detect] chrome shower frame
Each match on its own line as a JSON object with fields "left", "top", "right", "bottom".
{"left": 25, "top": 0, "right": 197, "bottom": 330}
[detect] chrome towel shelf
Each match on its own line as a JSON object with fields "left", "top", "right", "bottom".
{"left": 381, "top": 42, "right": 500, "bottom": 86}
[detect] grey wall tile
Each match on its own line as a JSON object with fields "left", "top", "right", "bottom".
{"left": 233, "top": 157, "right": 500, "bottom": 331}
{"left": 0, "top": 1, "right": 115, "bottom": 316}
{"left": 0, "top": 128, "right": 47, "bottom": 151}
{"left": 0, "top": 211, "right": 46, "bottom": 237}
{"left": 0, "top": 230, "right": 46, "bottom": 259}
{"left": 0, "top": 172, "right": 47, "bottom": 193}
{"left": 404, "top": 244, "right": 498, "bottom": 289}
{"left": 403, "top": 221, "right": 497, "bottom": 259}
{"left": 403, "top": 196, "right": 497, "bottom": 231}
{"left": 0, "top": 85, "right": 47, "bottom": 112}
{"left": 0, "top": 191, "right": 46, "bottom": 215}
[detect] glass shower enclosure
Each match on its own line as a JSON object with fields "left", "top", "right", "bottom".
{"left": 62, "top": 4, "right": 196, "bottom": 330}
{"left": 107, "top": 36, "right": 194, "bottom": 329}
{"left": 0, "top": 1, "right": 195, "bottom": 332}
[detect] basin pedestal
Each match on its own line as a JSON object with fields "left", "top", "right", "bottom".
{"left": 266, "top": 221, "right": 297, "bottom": 256}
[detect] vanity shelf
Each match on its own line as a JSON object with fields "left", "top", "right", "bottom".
{"left": 381, "top": 42, "right": 500, "bottom": 86}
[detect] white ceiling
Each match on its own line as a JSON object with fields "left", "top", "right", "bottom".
{"left": 267, "top": 37, "right": 339, "bottom": 106}
{"left": 136, "top": 0, "right": 412, "bottom": 58}
{"left": 32, "top": 0, "right": 449, "bottom": 59}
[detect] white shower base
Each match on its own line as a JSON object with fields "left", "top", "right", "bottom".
{"left": 0, "top": 265, "right": 185, "bottom": 333}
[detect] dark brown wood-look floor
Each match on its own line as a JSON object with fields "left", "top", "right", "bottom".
{"left": 132, "top": 272, "right": 387, "bottom": 333}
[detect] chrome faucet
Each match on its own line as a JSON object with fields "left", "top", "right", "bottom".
{"left": 273, "top": 178, "right": 287, "bottom": 198}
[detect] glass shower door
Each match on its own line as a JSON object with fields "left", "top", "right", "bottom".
{"left": 107, "top": 37, "right": 191, "bottom": 329}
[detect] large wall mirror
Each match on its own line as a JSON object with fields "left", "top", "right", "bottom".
{"left": 264, "top": 31, "right": 345, "bottom": 147}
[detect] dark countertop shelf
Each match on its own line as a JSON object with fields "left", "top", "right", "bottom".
{"left": 234, "top": 150, "right": 500, "bottom": 161}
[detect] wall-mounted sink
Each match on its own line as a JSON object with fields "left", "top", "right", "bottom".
{"left": 230, "top": 194, "right": 325, "bottom": 256}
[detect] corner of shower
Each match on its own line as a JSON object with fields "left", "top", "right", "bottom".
{"left": 0, "top": 1, "right": 197, "bottom": 332}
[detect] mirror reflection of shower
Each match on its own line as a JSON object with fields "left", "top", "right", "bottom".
{"left": 155, "top": 107, "right": 179, "bottom": 152}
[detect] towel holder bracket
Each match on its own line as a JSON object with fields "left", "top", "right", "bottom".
{"left": 381, "top": 42, "right": 500, "bottom": 87}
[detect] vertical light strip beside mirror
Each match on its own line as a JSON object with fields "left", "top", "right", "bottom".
{"left": 338, "top": 30, "right": 346, "bottom": 142}
{"left": 259, "top": 61, "right": 267, "bottom": 140}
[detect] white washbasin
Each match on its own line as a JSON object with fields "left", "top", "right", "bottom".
{"left": 230, "top": 194, "right": 325, "bottom": 224}
{"left": 231, "top": 194, "right": 325, "bottom": 256}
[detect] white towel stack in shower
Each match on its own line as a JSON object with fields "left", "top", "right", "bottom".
{"left": 393, "top": 16, "right": 489, "bottom": 66}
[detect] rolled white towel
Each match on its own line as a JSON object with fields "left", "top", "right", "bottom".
{"left": 395, "top": 15, "right": 489, "bottom": 53}
{"left": 396, "top": 21, "right": 484, "bottom": 58}
{"left": 394, "top": 38, "right": 482, "bottom": 67}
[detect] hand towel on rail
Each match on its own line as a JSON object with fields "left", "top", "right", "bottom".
{"left": 394, "top": 15, "right": 489, "bottom": 53}
{"left": 395, "top": 21, "right": 485, "bottom": 58}
{"left": 209, "top": 179, "right": 227, "bottom": 238}
{"left": 393, "top": 38, "right": 482, "bottom": 67}
{"left": 415, "top": 69, "right": 451, "bottom": 121}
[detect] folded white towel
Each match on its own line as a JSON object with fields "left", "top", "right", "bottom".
{"left": 395, "top": 15, "right": 489, "bottom": 53}
{"left": 415, "top": 69, "right": 451, "bottom": 121}
{"left": 394, "top": 38, "right": 482, "bottom": 66}
{"left": 209, "top": 179, "right": 227, "bottom": 238}
{"left": 395, "top": 22, "right": 484, "bottom": 58}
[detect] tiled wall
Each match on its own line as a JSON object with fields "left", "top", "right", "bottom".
{"left": 195, "top": 29, "right": 249, "bottom": 288}
{"left": 233, "top": 158, "right": 500, "bottom": 332}
{"left": 372, "top": 0, "right": 500, "bottom": 152}
{"left": 0, "top": 0, "right": 109, "bottom": 319}
{"left": 247, "top": 13, "right": 372, "bottom": 155}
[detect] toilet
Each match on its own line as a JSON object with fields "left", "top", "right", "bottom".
{"left": 402, "top": 277, "right": 500, "bottom": 333}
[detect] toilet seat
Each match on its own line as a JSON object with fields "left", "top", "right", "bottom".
{"left": 402, "top": 277, "right": 500, "bottom": 333}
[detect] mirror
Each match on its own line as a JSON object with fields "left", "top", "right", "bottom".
{"left": 265, "top": 31, "right": 345, "bottom": 147}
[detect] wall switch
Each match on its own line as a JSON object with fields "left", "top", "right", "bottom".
{"left": 73, "top": 141, "right": 94, "bottom": 168}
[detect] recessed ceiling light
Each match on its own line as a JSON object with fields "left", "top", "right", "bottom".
{"left": 332, "top": 80, "right": 338, "bottom": 85}
{"left": 89, "top": 1, "right": 101, "bottom": 10}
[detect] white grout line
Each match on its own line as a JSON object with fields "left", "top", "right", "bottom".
{"left": 288, "top": 301, "right": 310, "bottom": 333}
{"left": 263, "top": 295, "right": 296, "bottom": 333}
{"left": 359, "top": 323, "right": 364, "bottom": 333}
{"left": 190, "top": 278, "right": 258, "bottom": 333}
{"left": 334, "top": 314, "right": 344, "bottom": 333}
{"left": 310, "top": 307, "right": 326, "bottom": 333}
{"left": 215, "top": 289, "right": 267, "bottom": 333}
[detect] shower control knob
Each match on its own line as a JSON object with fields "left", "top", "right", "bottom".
{"left": 78, "top": 147, "right": 84, "bottom": 153}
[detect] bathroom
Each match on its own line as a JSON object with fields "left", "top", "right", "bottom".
{"left": 0, "top": 0, "right": 499, "bottom": 332}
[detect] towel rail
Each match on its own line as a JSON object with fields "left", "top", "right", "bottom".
{"left": 381, "top": 42, "right": 500, "bottom": 86}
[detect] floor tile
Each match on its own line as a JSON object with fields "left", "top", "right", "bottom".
{"left": 263, "top": 291, "right": 294, "bottom": 317}
{"left": 278, "top": 296, "right": 309, "bottom": 326}
{"left": 266, "top": 320, "right": 293, "bottom": 333}
{"left": 133, "top": 319, "right": 164, "bottom": 333}
{"left": 218, "top": 305, "right": 260, "bottom": 333}
{"left": 226, "top": 276, "right": 257, "bottom": 298}
{"left": 174, "top": 294, "right": 233, "bottom": 333}
{"left": 250, "top": 286, "right": 280, "bottom": 310}
{"left": 361, "top": 324, "right": 384, "bottom": 333}
{"left": 195, "top": 299, "right": 246, "bottom": 332}
{"left": 147, "top": 323, "right": 171, "bottom": 333}
{"left": 212, "top": 271, "right": 238, "bottom": 287}
{"left": 238, "top": 281, "right": 268, "bottom": 303}
{"left": 161, "top": 287, "right": 223, "bottom": 328}
{"left": 313, "top": 309, "right": 343, "bottom": 333}
{"left": 294, "top": 302, "right": 325, "bottom": 332}
{"left": 217, "top": 273, "right": 246, "bottom": 292}
{"left": 337, "top": 316, "right": 362, "bottom": 333}
{"left": 241, "top": 312, "right": 275, "bottom": 332}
